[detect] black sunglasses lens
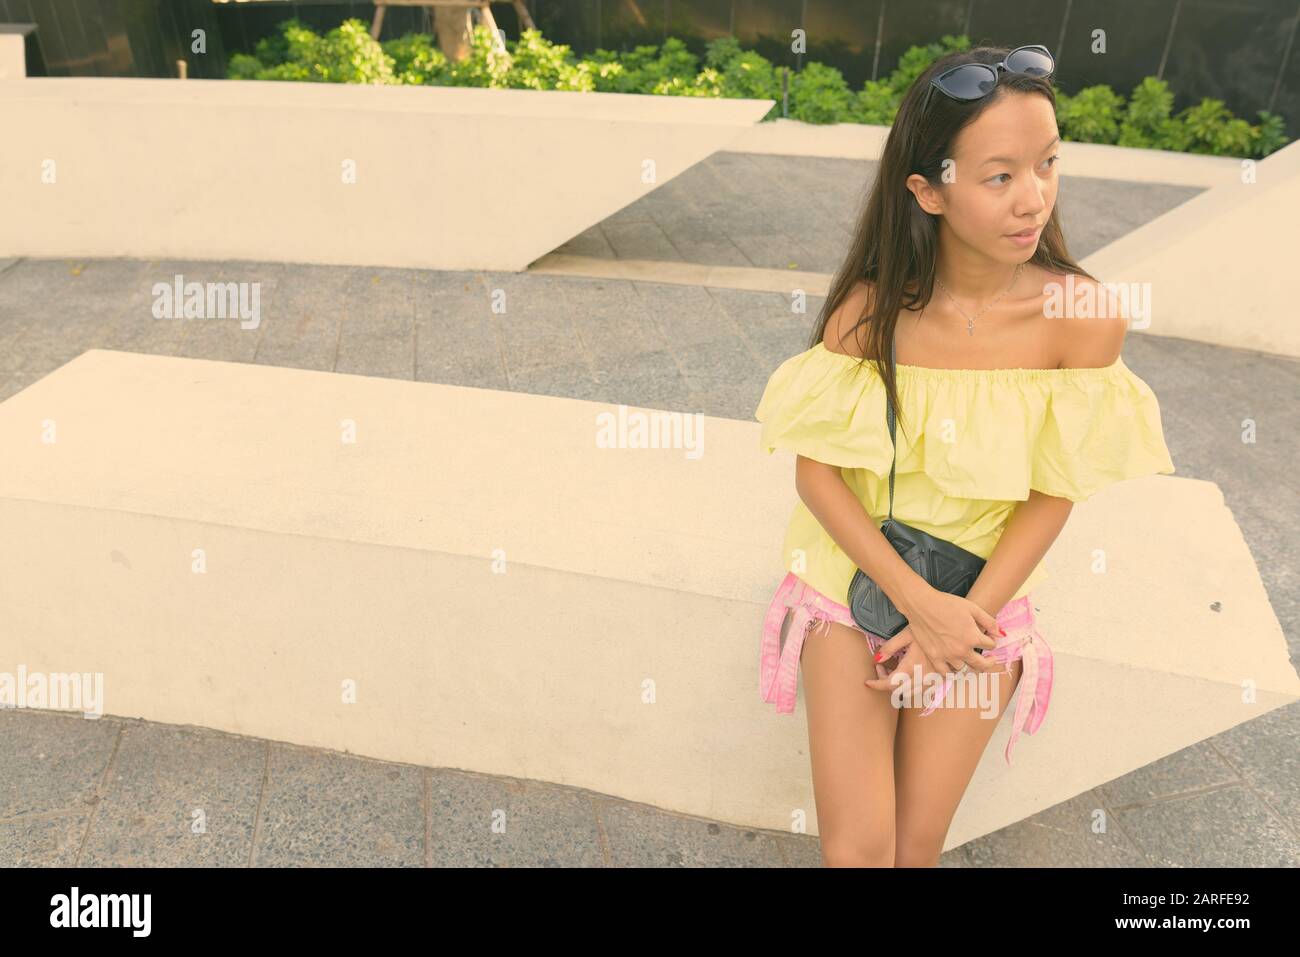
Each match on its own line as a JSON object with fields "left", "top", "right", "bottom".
{"left": 1006, "top": 47, "right": 1053, "bottom": 77}
{"left": 938, "top": 64, "right": 997, "bottom": 100}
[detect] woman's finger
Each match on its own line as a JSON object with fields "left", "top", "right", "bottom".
{"left": 871, "top": 628, "right": 912, "bottom": 662}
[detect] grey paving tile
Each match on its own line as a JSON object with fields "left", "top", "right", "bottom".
{"left": 173, "top": 261, "right": 282, "bottom": 363}
{"left": 653, "top": 218, "right": 753, "bottom": 269}
{"left": 507, "top": 357, "right": 604, "bottom": 402}
{"left": 420, "top": 351, "right": 511, "bottom": 391}
{"left": 602, "top": 219, "right": 684, "bottom": 262}
{"left": 78, "top": 722, "right": 264, "bottom": 867}
{"left": 937, "top": 845, "right": 975, "bottom": 867}
{"left": 334, "top": 320, "right": 415, "bottom": 378}
{"left": 0, "top": 259, "right": 154, "bottom": 368}
{"left": 428, "top": 770, "right": 603, "bottom": 867}
{"left": 413, "top": 270, "right": 504, "bottom": 387}
{"left": 562, "top": 277, "right": 671, "bottom": 361}
{"left": 964, "top": 791, "right": 1150, "bottom": 866}
{"left": 596, "top": 797, "right": 783, "bottom": 867}
{"left": 1096, "top": 739, "right": 1242, "bottom": 807}
{"left": 708, "top": 285, "right": 820, "bottom": 339}
{"left": 771, "top": 830, "right": 824, "bottom": 867}
{"left": 0, "top": 356, "right": 49, "bottom": 402}
{"left": 1208, "top": 704, "right": 1300, "bottom": 833}
{"left": 93, "top": 258, "right": 220, "bottom": 358}
{"left": 589, "top": 348, "right": 696, "bottom": 411}
{"left": 253, "top": 262, "right": 349, "bottom": 372}
{"left": 0, "top": 812, "right": 88, "bottom": 866}
{"left": 685, "top": 382, "right": 770, "bottom": 421}
{"left": 670, "top": 334, "right": 767, "bottom": 396}
{"left": 0, "top": 710, "right": 120, "bottom": 818}
{"left": 1114, "top": 784, "right": 1300, "bottom": 867}
{"left": 745, "top": 326, "right": 816, "bottom": 376}
{"left": 496, "top": 316, "right": 590, "bottom": 382}
{"left": 475, "top": 271, "right": 590, "bottom": 380}
{"left": 335, "top": 267, "right": 416, "bottom": 378}
{"left": 253, "top": 745, "right": 424, "bottom": 867}
{"left": 630, "top": 281, "right": 748, "bottom": 349}
{"left": 552, "top": 224, "right": 616, "bottom": 259}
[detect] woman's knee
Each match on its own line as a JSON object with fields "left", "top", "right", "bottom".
{"left": 892, "top": 833, "right": 945, "bottom": 867}
{"left": 819, "top": 831, "right": 896, "bottom": 868}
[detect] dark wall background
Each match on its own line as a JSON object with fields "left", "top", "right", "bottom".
{"left": 2, "top": 0, "right": 1296, "bottom": 137}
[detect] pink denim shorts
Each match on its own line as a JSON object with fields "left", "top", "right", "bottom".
{"left": 759, "top": 571, "right": 1054, "bottom": 765}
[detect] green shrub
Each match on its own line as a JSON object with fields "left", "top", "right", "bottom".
{"left": 441, "top": 23, "right": 513, "bottom": 87}
{"left": 1251, "top": 111, "right": 1289, "bottom": 156}
{"left": 1055, "top": 85, "right": 1126, "bottom": 143}
{"left": 585, "top": 37, "right": 698, "bottom": 94}
{"left": 223, "top": 20, "right": 1289, "bottom": 157}
{"left": 787, "top": 61, "right": 854, "bottom": 123}
{"left": 227, "top": 17, "right": 395, "bottom": 84}
{"left": 504, "top": 28, "right": 593, "bottom": 91}
{"left": 891, "top": 34, "right": 970, "bottom": 94}
{"left": 1117, "top": 76, "right": 1177, "bottom": 149}
{"left": 382, "top": 33, "right": 448, "bottom": 85}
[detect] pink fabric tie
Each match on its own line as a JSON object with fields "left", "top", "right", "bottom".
{"left": 759, "top": 571, "right": 1054, "bottom": 765}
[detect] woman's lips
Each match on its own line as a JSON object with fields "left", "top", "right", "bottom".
{"left": 1006, "top": 225, "right": 1041, "bottom": 245}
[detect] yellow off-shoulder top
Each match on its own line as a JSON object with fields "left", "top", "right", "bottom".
{"left": 755, "top": 341, "right": 1177, "bottom": 605}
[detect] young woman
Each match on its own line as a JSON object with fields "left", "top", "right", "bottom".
{"left": 754, "top": 44, "right": 1175, "bottom": 868}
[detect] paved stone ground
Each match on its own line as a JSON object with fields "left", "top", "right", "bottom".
{"left": 0, "top": 153, "right": 1296, "bottom": 866}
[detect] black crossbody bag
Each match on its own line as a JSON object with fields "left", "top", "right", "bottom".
{"left": 846, "top": 337, "right": 988, "bottom": 638}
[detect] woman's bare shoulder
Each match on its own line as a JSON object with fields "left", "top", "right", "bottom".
{"left": 822, "top": 280, "right": 875, "bottom": 359}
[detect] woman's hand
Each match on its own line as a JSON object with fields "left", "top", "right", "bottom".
{"left": 871, "top": 588, "right": 1003, "bottom": 676}
{"left": 863, "top": 624, "right": 944, "bottom": 705}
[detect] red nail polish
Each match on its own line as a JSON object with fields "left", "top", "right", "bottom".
{"left": 874, "top": 652, "right": 883, "bottom": 662}
{"left": 999, "top": 627, "right": 1006, "bottom": 636}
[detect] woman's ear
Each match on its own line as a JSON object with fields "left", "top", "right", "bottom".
{"left": 905, "top": 172, "right": 944, "bottom": 216}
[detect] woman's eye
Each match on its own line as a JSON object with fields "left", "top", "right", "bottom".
{"left": 990, "top": 155, "right": 1057, "bottom": 185}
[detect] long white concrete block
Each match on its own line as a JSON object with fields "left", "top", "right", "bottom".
{"left": 0, "top": 349, "right": 1293, "bottom": 843}
{"left": 0, "top": 78, "right": 772, "bottom": 271}
{"left": 1082, "top": 137, "right": 1300, "bottom": 358}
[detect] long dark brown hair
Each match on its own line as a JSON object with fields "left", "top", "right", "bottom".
{"left": 811, "top": 44, "right": 1097, "bottom": 443}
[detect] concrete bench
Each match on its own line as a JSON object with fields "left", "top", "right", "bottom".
{"left": 0, "top": 348, "right": 1293, "bottom": 842}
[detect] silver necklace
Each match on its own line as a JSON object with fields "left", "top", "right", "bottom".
{"left": 934, "top": 263, "right": 1022, "bottom": 335}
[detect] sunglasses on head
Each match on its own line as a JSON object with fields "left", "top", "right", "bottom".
{"left": 923, "top": 44, "right": 1055, "bottom": 109}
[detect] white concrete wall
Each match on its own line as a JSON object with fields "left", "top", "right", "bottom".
{"left": 0, "top": 34, "right": 24, "bottom": 80}
{"left": 0, "top": 77, "right": 771, "bottom": 271}
{"left": 1081, "top": 137, "right": 1300, "bottom": 358}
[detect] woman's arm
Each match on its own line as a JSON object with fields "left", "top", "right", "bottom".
{"left": 961, "top": 289, "right": 1130, "bottom": 616}
{"left": 794, "top": 456, "right": 932, "bottom": 614}
{"left": 964, "top": 490, "right": 1073, "bottom": 617}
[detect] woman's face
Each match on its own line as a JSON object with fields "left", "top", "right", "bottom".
{"left": 909, "top": 91, "right": 1061, "bottom": 265}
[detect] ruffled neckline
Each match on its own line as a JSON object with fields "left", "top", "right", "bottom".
{"left": 811, "top": 341, "right": 1127, "bottom": 380}
{"left": 757, "top": 340, "right": 1175, "bottom": 502}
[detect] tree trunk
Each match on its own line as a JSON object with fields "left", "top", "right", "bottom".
{"left": 434, "top": 6, "right": 475, "bottom": 62}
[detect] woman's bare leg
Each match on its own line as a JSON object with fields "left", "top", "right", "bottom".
{"left": 891, "top": 658, "right": 1023, "bottom": 866}
{"left": 799, "top": 620, "right": 901, "bottom": 867}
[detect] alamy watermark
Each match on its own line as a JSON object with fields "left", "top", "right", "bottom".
{"left": 595, "top": 405, "right": 704, "bottom": 459}
{"left": 0, "top": 665, "right": 104, "bottom": 717}
{"left": 1044, "top": 276, "right": 1152, "bottom": 329}
{"left": 152, "top": 274, "right": 261, "bottom": 329}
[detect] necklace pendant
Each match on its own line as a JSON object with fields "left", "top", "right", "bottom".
{"left": 967, "top": 317, "right": 974, "bottom": 335}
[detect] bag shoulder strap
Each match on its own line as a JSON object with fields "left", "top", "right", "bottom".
{"left": 886, "top": 335, "right": 897, "bottom": 522}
